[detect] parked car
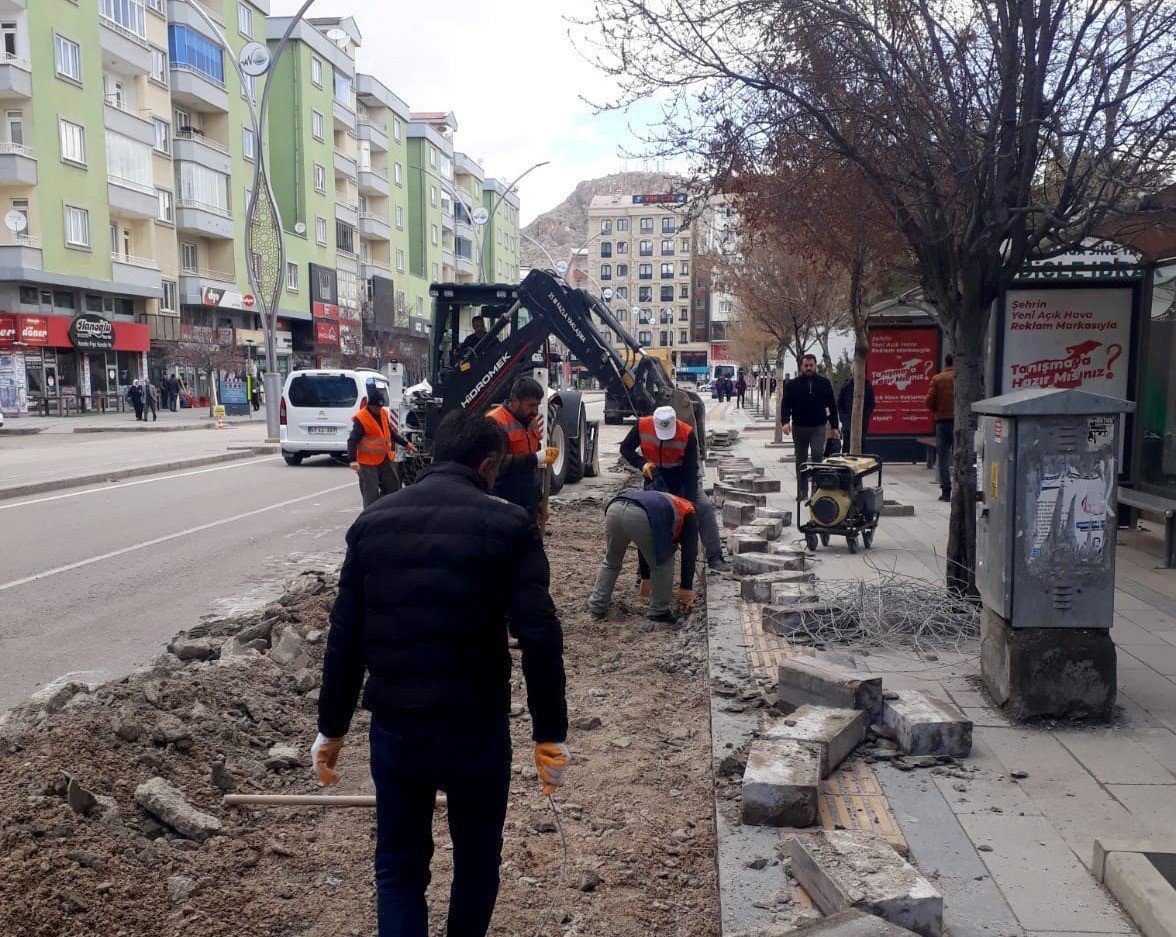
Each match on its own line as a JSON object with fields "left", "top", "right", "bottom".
{"left": 279, "top": 368, "right": 391, "bottom": 466}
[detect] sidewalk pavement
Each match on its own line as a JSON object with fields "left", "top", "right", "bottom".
{"left": 2, "top": 405, "right": 261, "bottom": 435}
{"left": 708, "top": 400, "right": 1175, "bottom": 937}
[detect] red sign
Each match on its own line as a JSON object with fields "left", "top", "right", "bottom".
{"left": 242, "top": 294, "right": 255, "bottom": 309}
{"left": 314, "top": 320, "right": 340, "bottom": 346}
{"left": 866, "top": 326, "right": 940, "bottom": 436}
{"left": 710, "top": 342, "right": 731, "bottom": 360}
{"left": 21, "top": 315, "right": 48, "bottom": 346}
{"left": 0, "top": 314, "right": 15, "bottom": 347}
{"left": 313, "top": 301, "right": 340, "bottom": 321}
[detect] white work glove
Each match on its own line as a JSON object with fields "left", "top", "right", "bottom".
{"left": 311, "top": 732, "right": 344, "bottom": 785}
{"left": 534, "top": 742, "right": 571, "bottom": 796}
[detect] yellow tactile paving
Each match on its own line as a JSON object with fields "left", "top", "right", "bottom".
{"left": 737, "top": 599, "right": 908, "bottom": 853}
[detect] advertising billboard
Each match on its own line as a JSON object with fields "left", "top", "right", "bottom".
{"left": 867, "top": 326, "right": 940, "bottom": 436}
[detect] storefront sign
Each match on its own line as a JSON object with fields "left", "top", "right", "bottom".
{"left": 999, "top": 287, "right": 1134, "bottom": 396}
{"left": 710, "top": 343, "right": 731, "bottom": 361}
{"left": 180, "top": 324, "right": 234, "bottom": 346}
{"left": 314, "top": 320, "right": 340, "bottom": 346}
{"left": 68, "top": 313, "right": 116, "bottom": 352}
{"left": 312, "top": 301, "right": 340, "bottom": 321}
{"left": 21, "top": 315, "right": 48, "bottom": 346}
{"left": 867, "top": 326, "right": 940, "bottom": 436}
{"left": 201, "top": 287, "right": 257, "bottom": 310}
{"left": 0, "top": 314, "right": 15, "bottom": 347}
{"left": 632, "top": 193, "right": 688, "bottom": 205}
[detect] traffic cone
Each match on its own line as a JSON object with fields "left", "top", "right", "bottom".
{"left": 216, "top": 414, "right": 226, "bottom": 430}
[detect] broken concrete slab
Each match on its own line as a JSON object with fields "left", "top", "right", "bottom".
{"left": 880, "top": 501, "right": 915, "bottom": 517}
{"left": 733, "top": 553, "right": 807, "bottom": 576}
{"left": 723, "top": 501, "right": 758, "bottom": 528}
{"left": 741, "top": 738, "right": 821, "bottom": 827}
{"left": 762, "top": 602, "right": 833, "bottom": 636}
{"left": 789, "top": 831, "right": 944, "bottom": 937}
{"left": 729, "top": 534, "right": 769, "bottom": 555}
{"left": 134, "top": 777, "right": 222, "bottom": 841}
{"left": 777, "top": 657, "right": 883, "bottom": 717}
{"left": 740, "top": 571, "right": 815, "bottom": 603}
{"left": 717, "top": 489, "right": 769, "bottom": 508}
{"left": 764, "top": 705, "right": 867, "bottom": 777}
{"left": 743, "top": 517, "right": 783, "bottom": 540}
{"left": 880, "top": 691, "right": 972, "bottom": 758}
{"left": 750, "top": 477, "right": 782, "bottom": 493}
{"left": 756, "top": 506, "right": 793, "bottom": 524}
{"left": 730, "top": 909, "right": 921, "bottom": 937}
{"left": 770, "top": 582, "right": 819, "bottom": 605}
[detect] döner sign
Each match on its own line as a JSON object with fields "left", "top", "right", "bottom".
{"left": 68, "top": 313, "right": 116, "bottom": 351}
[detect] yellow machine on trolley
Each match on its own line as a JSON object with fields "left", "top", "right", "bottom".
{"left": 796, "top": 454, "right": 884, "bottom": 554}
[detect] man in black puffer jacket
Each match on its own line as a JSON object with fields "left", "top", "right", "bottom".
{"left": 311, "top": 407, "right": 569, "bottom": 937}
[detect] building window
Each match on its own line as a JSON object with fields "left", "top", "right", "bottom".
{"left": 679, "top": 283, "right": 689, "bottom": 298}
{"left": 639, "top": 240, "right": 652, "bottom": 256}
{"left": 395, "top": 204, "right": 404, "bottom": 229}
{"left": 661, "top": 263, "right": 674, "bottom": 279}
{"left": 156, "top": 188, "right": 173, "bottom": 222}
{"left": 54, "top": 35, "right": 82, "bottom": 83}
{"left": 394, "top": 162, "right": 403, "bottom": 185}
{"left": 661, "top": 239, "right": 674, "bottom": 255}
{"left": 310, "top": 57, "right": 323, "bottom": 87}
{"left": 180, "top": 240, "right": 197, "bottom": 271}
{"left": 600, "top": 241, "right": 611, "bottom": 258}
{"left": 429, "top": 146, "right": 437, "bottom": 168}
{"left": 639, "top": 264, "right": 652, "bottom": 280}
{"left": 431, "top": 224, "right": 438, "bottom": 246}
{"left": 161, "top": 279, "right": 177, "bottom": 311}
{"left": 242, "top": 126, "right": 255, "bottom": 160}
{"left": 639, "top": 330, "right": 651, "bottom": 345}
{"left": 152, "top": 117, "right": 170, "bottom": 155}
{"left": 600, "top": 218, "right": 612, "bottom": 234}
{"left": 336, "top": 220, "right": 356, "bottom": 254}
{"left": 616, "top": 264, "right": 628, "bottom": 278}
{"left": 63, "top": 205, "right": 90, "bottom": 248}
{"left": 432, "top": 262, "right": 439, "bottom": 280}
{"left": 334, "top": 72, "right": 353, "bottom": 109}
{"left": 640, "top": 217, "right": 653, "bottom": 233}
{"left": 680, "top": 329, "right": 688, "bottom": 344}
{"left": 679, "top": 307, "right": 689, "bottom": 321}
{"left": 59, "top": 118, "right": 86, "bottom": 165}
{"left": 396, "top": 248, "right": 405, "bottom": 272}
{"left": 150, "top": 47, "right": 168, "bottom": 87}
{"left": 660, "top": 308, "right": 673, "bottom": 324}
{"left": 600, "top": 263, "right": 612, "bottom": 280}
{"left": 286, "top": 261, "right": 298, "bottom": 292}
{"left": 615, "top": 240, "right": 628, "bottom": 254}
{"left": 660, "top": 285, "right": 673, "bottom": 302}
{"left": 311, "top": 110, "right": 325, "bottom": 141}
{"left": 430, "top": 185, "right": 438, "bottom": 208}
{"left": 616, "top": 286, "right": 628, "bottom": 299}
{"left": 315, "top": 216, "right": 327, "bottom": 245}
{"left": 617, "top": 218, "right": 629, "bottom": 232}
{"left": 237, "top": 2, "right": 252, "bottom": 38}
{"left": 393, "top": 118, "right": 402, "bottom": 141}
{"left": 662, "top": 217, "right": 676, "bottom": 233}
{"left": 168, "top": 25, "right": 225, "bottom": 85}
{"left": 313, "top": 162, "right": 326, "bottom": 193}
{"left": 681, "top": 237, "right": 690, "bottom": 253}
{"left": 178, "top": 162, "right": 229, "bottom": 213}
{"left": 639, "top": 286, "right": 652, "bottom": 302}
{"left": 680, "top": 261, "right": 689, "bottom": 276}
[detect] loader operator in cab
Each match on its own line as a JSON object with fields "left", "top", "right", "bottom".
{"left": 485, "top": 376, "right": 558, "bottom": 524}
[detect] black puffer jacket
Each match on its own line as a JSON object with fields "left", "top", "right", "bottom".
{"left": 318, "top": 462, "right": 567, "bottom": 743}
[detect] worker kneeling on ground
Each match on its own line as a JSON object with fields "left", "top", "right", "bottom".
{"left": 588, "top": 489, "right": 698, "bottom": 623}
{"left": 620, "top": 404, "right": 730, "bottom": 572}
{"left": 311, "top": 407, "right": 570, "bottom": 937}
{"left": 348, "top": 386, "right": 414, "bottom": 509}
{"left": 486, "top": 376, "right": 558, "bottom": 523}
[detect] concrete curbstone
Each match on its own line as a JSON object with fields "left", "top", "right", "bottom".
{"left": 777, "top": 657, "right": 883, "bottom": 717}
{"left": 741, "top": 738, "right": 821, "bottom": 827}
{"left": 764, "top": 705, "right": 867, "bottom": 777}
{"left": 880, "top": 691, "right": 972, "bottom": 758}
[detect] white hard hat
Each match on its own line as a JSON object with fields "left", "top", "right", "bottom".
{"left": 653, "top": 405, "right": 677, "bottom": 441}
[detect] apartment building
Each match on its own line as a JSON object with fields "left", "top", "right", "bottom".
{"left": 453, "top": 150, "right": 482, "bottom": 282}
{"left": 699, "top": 195, "right": 741, "bottom": 380}
{"left": 483, "top": 177, "right": 520, "bottom": 284}
{"left": 586, "top": 192, "right": 707, "bottom": 385}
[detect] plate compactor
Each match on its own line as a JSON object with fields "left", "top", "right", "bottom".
{"left": 796, "top": 455, "right": 884, "bottom": 554}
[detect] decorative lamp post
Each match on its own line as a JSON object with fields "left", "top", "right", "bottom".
{"left": 478, "top": 161, "right": 549, "bottom": 282}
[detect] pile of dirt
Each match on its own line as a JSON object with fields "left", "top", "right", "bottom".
{"left": 0, "top": 501, "right": 720, "bottom": 936}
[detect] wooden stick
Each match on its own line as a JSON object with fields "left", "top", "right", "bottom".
{"left": 223, "top": 793, "right": 446, "bottom": 808}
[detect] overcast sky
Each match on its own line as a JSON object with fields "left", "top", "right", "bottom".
{"left": 272, "top": 0, "right": 675, "bottom": 225}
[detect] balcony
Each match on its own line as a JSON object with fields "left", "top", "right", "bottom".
{"left": 334, "top": 150, "right": 357, "bottom": 183}
{"left": 358, "top": 169, "right": 389, "bottom": 198}
{"left": 333, "top": 98, "right": 356, "bottom": 132}
{"left": 179, "top": 266, "right": 235, "bottom": 305}
{"left": 104, "top": 102, "right": 156, "bottom": 147}
{"left": 108, "top": 175, "right": 158, "bottom": 218}
{"left": 98, "top": 14, "right": 152, "bottom": 75}
{"left": 440, "top": 210, "right": 455, "bottom": 232}
{"left": 0, "top": 143, "right": 36, "bottom": 185}
{"left": 455, "top": 253, "right": 475, "bottom": 276}
{"left": 112, "top": 252, "right": 163, "bottom": 292}
{"left": 357, "top": 118, "right": 388, "bottom": 152}
{"left": 0, "top": 230, "right": 41, "bottom": 272}
{"left": 170, "top": 63, "right": 229, "bottom": 113}
{"left": 359, "top": 212, "right": 391, "bottom": 241}
{"left": 363, "top": 260, "right": 392, "bottom": 279}
{"left": 334, "top": 200, "right": 358, "bottom": 228}
{"left": 176, "top": 198, "right": 234, "bottom": 239}
{"left": 173, "top": 128, "right": 232, "bottom": 175}
{"left": 0, "top": 53, "right": 31, "bottom": 100}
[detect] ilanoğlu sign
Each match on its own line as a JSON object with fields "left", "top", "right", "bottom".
{"left": 68, "top": 313, "right": 116, "bottom": 351}
{"left": 999, "top": 287, "right": 1133, "bottom": 396}
{"left": 866, "top": 326, "right": 940, "bottom": 436}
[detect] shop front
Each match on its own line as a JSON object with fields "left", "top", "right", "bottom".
{"left": 0, "top": 313, "right": 149, "bottom": 416}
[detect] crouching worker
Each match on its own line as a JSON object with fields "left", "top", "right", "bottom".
{"left": 588, "top": 489, "right": 697, "bottom": 624}
{"left": 311, "top": 407, "right": 570, "bottom": 937}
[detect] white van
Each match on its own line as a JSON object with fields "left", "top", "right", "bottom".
{"left": 279, "top": 368, "right": 391, "bottom": 466}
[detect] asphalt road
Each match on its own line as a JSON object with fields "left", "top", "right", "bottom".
{"left": 0, "top": 454, "right": 359, "bottom": 711}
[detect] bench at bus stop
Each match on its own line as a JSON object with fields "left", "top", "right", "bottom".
{"left": 1118, "top": 487, "right": 1176, "bottom": 569}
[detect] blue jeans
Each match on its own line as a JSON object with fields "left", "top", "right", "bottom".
{"left": 935, "top": 419, "right": 954, "bottom": 494}
{"left": 370, "top": 713, "right": 512, "bottom": 937}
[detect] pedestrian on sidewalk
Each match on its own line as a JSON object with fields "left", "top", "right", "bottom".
{"left": 781, "top": 354, "right": 840, "bottom": 498}
{"left": 311, "top": 407, "right": 569, "bottom": 937}
{"left": 837, "top": 376, "right": 876, "bottom": 452}
{"left": 126, "top": 380, "right": 144, "bottom": 421}
{"left": 348, "top": 387, "right": 413, "bottom": 509}
{"left": 619, "top": 404, "right": 730, "bottom": 571}
{"left": 588, "top": 489, "right": 697, "bottom": 623}
{"left": 485, "top": 377, "right": 559, "bottom": 526}
{"left": 168, "top": 375, "right": 181, "bottom": 412}
{"left": 926, "top": 354, "right": 955, "bottom": 502}
{"left": 735, "top": 373, "right": 747, "bottom": 409}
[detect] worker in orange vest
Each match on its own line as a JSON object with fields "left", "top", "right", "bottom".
{"left": 485, "top": 376, "right": 558, "bottom": 523}
{"left": 348, "top": 387, "right": 413, "bottom": 509}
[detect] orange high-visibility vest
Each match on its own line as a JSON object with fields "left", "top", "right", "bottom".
{"left": 668, "top": 493, "right": 696, "bottom": 541}
{"left": 487, "top": 405, "right": 541, "bottom": 456}
{"left": 638, "top": 415, "right": 693, "bottom": 468}
{"left": 354, "top": 407, "right": 393, "bottom": 465}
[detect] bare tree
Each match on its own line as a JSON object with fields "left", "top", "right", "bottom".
{"left": 581, "top": 0, "right": 1176, "bottom": 592}
{"left": 155, "top": 340, "right": 244, "bottom": 417}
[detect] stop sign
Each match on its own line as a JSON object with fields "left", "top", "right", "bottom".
{"left": 243, "top": 294, "right": 255, "bottom": 308}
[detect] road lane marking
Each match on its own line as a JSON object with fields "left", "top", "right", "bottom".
{"left": 0, "top": 483, "right": 354, "bottom": 592}
{"left": 0, "top": 456, "right": 281, "bottom": 510}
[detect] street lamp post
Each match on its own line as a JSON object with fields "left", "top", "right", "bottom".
{"left": 174, "top": 0, "right": 317, "bottom": 442}
{"left": 478, "top": 161, "right": 549, "bottom": 282}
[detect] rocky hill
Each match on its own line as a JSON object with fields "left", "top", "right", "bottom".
{"left": 521, "top": 171, "right": 685, "bottom": 269}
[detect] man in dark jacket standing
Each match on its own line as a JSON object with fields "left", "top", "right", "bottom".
{"left": 311, "top": 408, "right": 569, "bottom": 937}
{"left": 837, "top": 377, "right": 876, "bottom": 451}
{"left": 781, "top": 354, "right": 840, "bottom": 497}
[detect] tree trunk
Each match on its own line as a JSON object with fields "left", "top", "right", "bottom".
{"left": 818, "top": 330, "right": 834, "bottom": 375}
{"left": 773, "top": 354, "right": 785, "bottom": 444}
{"left": 850, "top": 327, "right": 869, "bottom": 454}
{"left": 208, "top": 364, "right": 218, "bottom": 418}
{"left": 945, "top": 310, "right": 986, "bottom": 596}
{"left": 762, "top": 348, "right": 772, "bottom": 419}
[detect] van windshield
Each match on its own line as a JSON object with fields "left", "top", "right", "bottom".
{"left": 287, "top": 375, "right": 357, "bottom": 408}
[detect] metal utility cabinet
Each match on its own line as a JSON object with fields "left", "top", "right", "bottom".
{"left": 975, "top": 388, "right": 1135, "bottom": 630}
